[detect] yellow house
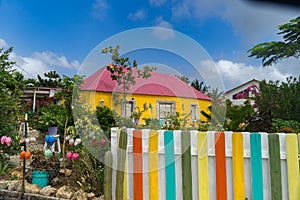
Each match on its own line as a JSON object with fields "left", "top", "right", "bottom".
{"left": 81, "top": 67, "right": 211, "bottom": 126}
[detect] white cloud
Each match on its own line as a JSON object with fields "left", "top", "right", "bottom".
{"left": 32, "top": 52, "right": 80, "bottom": 70}
{"left": 149, "top": 0, "right": 167, "bottom": 7}
{"left": 196, "top": 59, "right": 294, "bottom": 91}
{"left": 170, "top": 0, "right": 299, "bottom": 43}
{"left": 92, "top": 0, "right": 110, "bottom": 20}
{"left": 213, "top": 60, "right": 290, "bottom": 90}
{"left": 0, "top": 38, "right": 7, "bottom": 48}
{"left": 128, "top": 9, "right": 146, "bottom": 21}
{"left": 9, "top": 51, "right": 80, "bottom": 79}
{"left": 152, "top": 17, "right": 175, "bottom": 40}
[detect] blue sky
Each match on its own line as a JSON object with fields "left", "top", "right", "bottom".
{"left": 0, "top": 0, "right": 299, "bottom": 91}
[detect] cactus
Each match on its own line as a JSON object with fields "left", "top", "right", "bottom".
{"left": 104, "top": 151, "right": 113, "bottom": 200}
{"left": 115, "top": 128, "right": 128, "bottom": 200}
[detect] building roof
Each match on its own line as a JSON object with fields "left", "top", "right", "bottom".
{"left": 224, "top": 79, "right": 260, "bottom": 95}
{"left": 82, "top": 67, "right": 211, "bottom": 101}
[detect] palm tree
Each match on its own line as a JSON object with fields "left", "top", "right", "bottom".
{"left": 201, "top": 88, "right": 226, "bottom": 130}
{"left": 191, "top": 79, "right": 209, "bottom": 94}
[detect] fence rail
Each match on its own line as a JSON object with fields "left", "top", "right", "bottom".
{"left": 110, "top": 128, "right": 300, "bottom": 200}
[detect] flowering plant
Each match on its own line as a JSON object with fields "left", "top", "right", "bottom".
{"left": 29, "top": 150, "right": 60, "bottom": 171}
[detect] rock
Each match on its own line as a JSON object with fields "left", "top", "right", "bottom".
{"left": 59, "top": 168, "right": 72, "bottom": 176}
{"left": 0, "top": 180, "right": 9, "bottom": 189}
{"left": 72, "top": 189, "right": 88, "bottom": 200}
{"left": 40, "top": 185, "right": 57, "bottom": 196}
{"left": 70, "top": 190, "right": 95, "bottom": 200}
{"left": 25, "top": 183, "right": 41, "bottom": 194}
{"left": 7, "top": 180, "right": 21, "bottom": 191}
{"left": 16, "top": 181, "right": 28, "bottom": 192}
{"left": 51, "top": 177, "right": 60, "bottom": 186}
{"left": 56, "top": 185, "right": 74, "bottom": 199}
{"left": 87, "top": 192, "right": 96, "bottom": 199}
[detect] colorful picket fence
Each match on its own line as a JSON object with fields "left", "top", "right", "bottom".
{"left": 110, "top": 128, "right": 300, "bottom": 200}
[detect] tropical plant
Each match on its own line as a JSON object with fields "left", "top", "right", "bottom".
{"left": 95, "top": 106, "right": 116, "bottom": 133}
{"left": 37, "top": 71, "right": 62, "bottom": 88}
{"left": 201, "top": 88, "right": 227, "bottom": 131}
{"left": 0, "top": 162, "right": 8, "bottom": 180}
{"left": 175, "top": 75, "right": 190, "bottom": 84}
{"left": 54, "top": 74, "right": 84, "bottom": 127}
{"left": 248, "top": 16, "right": 300, "bottom": 66}
{"left": 35, "top": 105, "right": 66, "bottom": 133}
{"left": 141, "top": 118, "right": 162, "bottom": 129}
{"left": 0, "top": 47, "right": 23, "bottom": 162}
{"left": 272, "top": 118, "right": 300, "bottom": 133}
{"left": 224, "top": 100, "right": 255, "bottom": 131}
{"left": 191, "top": 79, "right": 209, "bottom": 94}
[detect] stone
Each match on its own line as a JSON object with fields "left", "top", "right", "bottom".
{"left": 71, "top": 189, "right": 87, "bottom": 200}
{"left": 86, "top": 192, "right": 96, "bottom": 199}
{"left": 40, "top": 185, "right": 57, "bottom": 196}
{"left": 0, "top": 180, "right": 9, "bottom": 189}
{"left": 7, "top": 180, "right": 21, "bottom": 191}
{"left": 25, "top": 183, "right": 41, "bottom": 194}
{"left": 59, "top": 169, "right": 72, "bottom": 176}
{"left": 51, "top": 177, "right": 60, "bottom": 186}
{"left": 56, "top": 185, "right": 74, "bottom": 199}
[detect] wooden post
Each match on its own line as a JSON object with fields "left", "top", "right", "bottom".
{"left": 21, "top": 114, "right": 28, "bottom": 199}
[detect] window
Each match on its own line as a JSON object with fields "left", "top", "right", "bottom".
{"left": 157, "top": 100, "right": 176, "bottom": 120}
{"left": 122, "top": 100, "right": 135, "bottom": 117}
{"left": 190, "top": 103, "right": 199, "bottom": 121}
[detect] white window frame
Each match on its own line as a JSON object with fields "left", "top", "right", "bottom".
{"left": 156, "top": 100, "right": 176, "bottom": 120}
{"left": 190, "top": 103, "right": 199, "bottom": 121}
{"left": 121, "top": 100, "right": 136, "bottom": 117}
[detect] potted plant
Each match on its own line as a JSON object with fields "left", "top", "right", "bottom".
{"left": 29, "top": 150, "right": 60, "bottom": 188}
{"left": 37, "top": 105, "right": 66, "bottom": 135}
{"left": 131, "top": 111, "right": 142, "bottom": 124}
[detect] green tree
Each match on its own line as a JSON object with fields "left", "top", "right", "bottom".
{"left": 0, "top": 47, "right": 25, "bottom": 161}
{"left": 201, "top": 88, "right": 227, "bottom": 131}
{"left": 37, "top": 70, "right": 62, "bottom": 87}
{"left": 54, "top": 74, "right": 84, "bottom": 127}
{"left": 102, "top": 45, "right": 156, "bottom": 117}
{"left": 191, "top": 79, "right": 209, "bottom": 94}
{"left": 225, "top": 100, "right": 255, "bottom": 131}
{"left": 95, "top": 106, "right": 116, "bottom": 133}
{"left": 175, "top": 75, "right": 190, "bottom": 84}
{"left": 248, "top": 16, "right": 300, "bottom": 66}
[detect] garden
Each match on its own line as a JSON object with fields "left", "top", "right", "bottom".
{"left": 1, "top": 15, "right": 300, "bottom": 199}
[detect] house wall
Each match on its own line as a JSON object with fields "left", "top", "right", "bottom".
{"left": 80, "top": 91, "right": 211, "bottom": 125}
{"left": 225, "top": 80, "right": 259, "bottom": 106}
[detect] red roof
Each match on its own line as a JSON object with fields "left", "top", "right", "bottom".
{"left": 82, "top": 67, "right": 211, "bottom": 101}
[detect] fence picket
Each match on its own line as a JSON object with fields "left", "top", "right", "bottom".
{"left": 109, "top": 129, "right": 299, "bottom": 200}
{"left": 197, "top": 132, "right": 210, "bottom": 200}
{"left": 250, "top": 133, "right": 264, "bottom": 200}
{"left": 286, "top": 134, "right": 300, "bottom": 200}
{"left": 232, "top": 132, "right": 246, "bottom": 199}
{"left": 268, "top": 134, "right": 283, "bottom": 200}
{"left": 149, "top": 130, "right": 159, "bottom": 200}
{"left": 215, "top": 132, "right": 227, "bottom": 200}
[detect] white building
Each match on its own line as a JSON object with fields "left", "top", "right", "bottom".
{"left": 224, "top": 79, "right": 260, "bottom": 106}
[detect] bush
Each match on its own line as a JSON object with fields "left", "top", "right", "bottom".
{"left": 272, "top": 118, "right": 300, "bottom": 133}
{"left": 35, "top": 105, "right": 66, "bottom": 134}
{"left": 95, "top": 106, "right": 116, "bottom": 133}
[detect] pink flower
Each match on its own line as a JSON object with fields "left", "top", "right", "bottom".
{"left": 66, "top": 151, "right": 73, "bottom": 161}
{"left": 5, "top": 137, "right": 12, "bottom": 146}
{"left": 72, "top": 153, "right": 79, "bottom": 161}
{"left": 100, "top": 139, "right": 106, "bottom": 148}
{"left": 1, "top": 136, "right": 7, "bottom": 144}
